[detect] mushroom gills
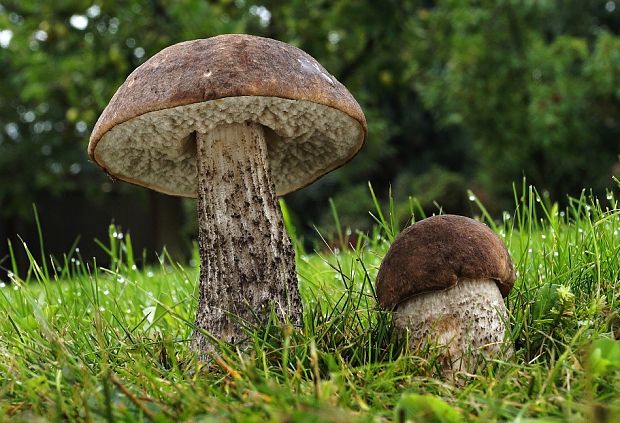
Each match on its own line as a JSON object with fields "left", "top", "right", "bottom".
{"left": 394, "top": 278, "right": 510, "bottom": 374}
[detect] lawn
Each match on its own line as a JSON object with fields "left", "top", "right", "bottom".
{"left": 1, "top": 182, "right": 620, "bottom": 422}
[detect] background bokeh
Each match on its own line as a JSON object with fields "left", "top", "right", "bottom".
{"left": 1, "top": 0, "right": 620, "bottom": 272}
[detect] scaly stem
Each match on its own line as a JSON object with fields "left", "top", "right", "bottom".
{"left": 192, "top": 122, "right": 301, "bottom": 356}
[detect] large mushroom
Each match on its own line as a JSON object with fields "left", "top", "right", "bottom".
{"left": 375, "top": 215, "right": 515, "bottom": 374}
{"left": 88, "top": 34, "right": 367, "bottom": 355}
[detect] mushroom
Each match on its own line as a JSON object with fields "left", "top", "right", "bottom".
{"left": 88, "top": 35, "right": 367, "bottom": 355}
{"left": 375, "top": 215, "right": 515, "bottom": 374}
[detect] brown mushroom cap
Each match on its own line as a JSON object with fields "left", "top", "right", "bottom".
{"left": 376, "top": 214, "right": 516, "bottom": 310}
{"left": 88, "top": 34, "right": 367, "bottom": 197}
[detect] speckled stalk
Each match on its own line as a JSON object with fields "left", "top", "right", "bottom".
{"left": 192, "top": 122, "right": 301, "bottom": 356}
{"left": 394, "top": 279, "right": 510, "bottom": 375}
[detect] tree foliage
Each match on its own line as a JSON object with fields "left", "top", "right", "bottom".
{"left": 1, "top": 0, "right": 619, "bottom": 235}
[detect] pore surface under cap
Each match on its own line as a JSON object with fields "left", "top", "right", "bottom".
{"left": 88, "top": 34, "right": 367, "bottom": 196}
{"left": 93, "top": 96, "right": 362, "bottom": 196}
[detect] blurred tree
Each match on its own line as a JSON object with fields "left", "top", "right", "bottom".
{"left": 0, "top": 0, "right": 250, "bottom": 218}
{"left": 264, "top": 0, "right": 475, "bottom": 232}
{"left": 406, "top": 0, "right": 620, "bottom": 208}
{"left": 1, "top": 0, "right": 620, "bottom": 248}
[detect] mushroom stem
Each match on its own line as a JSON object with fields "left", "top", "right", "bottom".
{"left": 394, "top": 279, "right": 510, "bottom": 375}
{"left": 192, "top": 122, "right": 301, "bottom": 355}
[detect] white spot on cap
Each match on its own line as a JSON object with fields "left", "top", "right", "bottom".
{"left": 297, "top": 58, "right": 334, "bottom": 85}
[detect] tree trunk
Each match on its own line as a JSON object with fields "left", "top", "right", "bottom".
{"left": 192, "top": 122, "right": 301, "bottom": 356}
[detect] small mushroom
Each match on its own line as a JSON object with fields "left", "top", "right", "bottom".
{"left": 375, "top": 215, "right": 515, "bottom": 375}
{"left": 88, "top": 35, "right": 367, "bottom": 355}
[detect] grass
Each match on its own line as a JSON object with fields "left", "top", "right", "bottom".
{"left": 1, "top": 181, "right": 620, "bottom": 422}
